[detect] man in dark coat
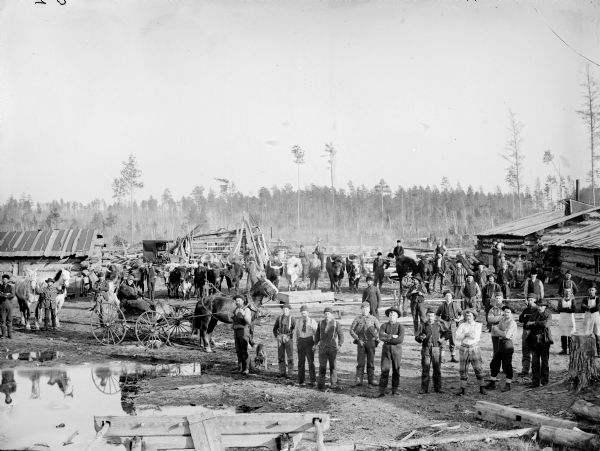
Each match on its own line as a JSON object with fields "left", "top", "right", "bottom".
{"left": 482, "top": 274, "right": 502, "bottom": 315}
{"left": 273, "top": 303, "right": 295, "bottom": 378}
{"left": 496, "top": 262, "right": 513, "bottom": 299}
{"left": 416, "top": 309, "right": 443, "bottom": 394}
{"left": 524, "top": 299, "right": 552, "bottom": 388}
{"left": 378, "top": 306, "right": 405, "bottom": 397}
{"left": 349, "top": 302, "right": 380, "bottom": 387}
{"left": 517, "top": 297, "right": 539, "bottom": 377}
{"left": 436, "top": 291, "right": 462, "bottom": 363}
{"left": 393, "top": 240, "right": 404, "bottom": 279}
{"left": 0, "top": 274, "right": 15, "bottom": 339}
{"left": 372, "top": 252, "right": 388, "bottom": 289}
{"left": 362, "top": 276, "right": 381, "bottom": 318}
{"left": 315, "top": 307, "right": 344, "bottom": 390}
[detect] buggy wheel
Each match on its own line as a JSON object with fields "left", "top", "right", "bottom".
{"left": 165, "top": 309, "right": 193, "bottom": 344}
{"left": 90, "top": 302, "right": 127, "bottom": 346}
{"left": 135, "top": 311, "right": 168, "bottom": 348}
{"left": 91, "top": 366, "right": 121, "bottom": 394}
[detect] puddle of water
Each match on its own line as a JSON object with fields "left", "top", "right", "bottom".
{"left": 0, "top": 361, "right": 203, "bottom": 450}
{"left": 5, "top": 351, "right": 64, "bottom": 362}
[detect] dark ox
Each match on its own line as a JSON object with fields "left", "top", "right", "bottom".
{"left": 265, "top": 258, "right": 283, "bottom": 289}
{"left": 346, "top": 257, "right": 361, "bottom": 292}
{"left": 326, "top": 255, "right": 345, "bottom": 293}
{"left": 168, "top": 266, "right": 193, "bottom": 299}
{"left": 224, "top": 260, "right": 244, "bottom": 292}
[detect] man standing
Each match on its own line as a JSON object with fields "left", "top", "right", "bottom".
{"left": 349, "top": 302, "right": 380, "bottom": 387}
{"left": 308, "top": 253, "right": 322, "bottom": 290}
{"left": 314, "top": 239, "right": 325, "bottom": 270}
{"left": 0, "top": 275, "right": 14, "bottom": 339}
{"left": 474, "top": 264, "right": 490, "bottom": 290}
{"left": 232, "top": 294, "right": 252, "bottom": 375}
{"left": 298, "top": 245, "right": 309, "bottom": 282}
{"left": 523, "top": 269, "right": 544, "bottom": 301}
{"left": 400, "top": 269, "right": 414, "bottom": 316}
{"left": 455, "top": 309, "right": 487, "bottom": 396}
{"left": 436, "top": 291, "right": 462, "bottom": 363}
{"left": 393, "top": 239, "right": 404, "bottom": 278}
{"left": 462, "top": 274, "right": 481, "bottom": 311}
{"left": 362, "top": 275, "right": 381, "bottom": 318}
{"left": 485, "top": 305, "right": 518, "bottom": 392}
{"left": 408, "top": 276, "right": 427, "bottom": 332}
{"left": 435, "top": 240, "right": 447, "bottom": 258}
{"left": 482, "top": 274, "right": 502, "bottom": 315}
{"left": 558, "top": 271, "right": 577, "bottom": 298}
{"left": 582, "top": 285, "right": 600, "bottom": 356}
{"left": 372, "top": 252, "right": 388, "bottom": 290}
{"left": 487, "top": 294, "right": 504, "bottom": 354}
{"left": 416, "top": 309, "right": 443, "bottom": 394}
{"left": 452, "top": 261, "right": 468, "bottom": 299}
{"left": 315, "top": 307, "right": 344, "bottom": 390}
{"left": 524, "top": 299, "right": 552, "bottom": 388}
{"left": 558, "top": 289, "right": 576, "bottom": 355}
{"left": 517, "top": 297, "right": 539, "bottom": 377}
{"left": 295, "top": 305, "right": 318, "bottom": 386}
{"left": 378, "top": 306, "right": 405, "bottom": 397}
{"left": 417, "top": 256, "right": 433, "bottom": 294}
{"left": 496, "top": 262, "right": 513, "bottom": 299}
{"left": 273, "top": 303, "right": 295, "bottom": 378}
{"left": 146, "top": 262, "right": 157, "bottom": 301}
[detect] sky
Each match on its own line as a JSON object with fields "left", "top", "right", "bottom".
{"left": 1, "top": 0, "right": 599, "bottom": 203}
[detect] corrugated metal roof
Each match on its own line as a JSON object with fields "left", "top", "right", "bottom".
{"left": 477, "top": 206, "right": 600, "bottom": 238}
{"left": 545, "top": 222, "right": 600, "bottom": 250}
{"left": 0, "top": 229, "right": 100, "bottom": 258}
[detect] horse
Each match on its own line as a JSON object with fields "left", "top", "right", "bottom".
{"left": 193, "top": 295, "right": 260, "bottom": 353}
{"left": 54, "top": 269, "right": 71, "bottom": 328}
{"left": 326, "top": 255, "right": 345, "bottom": 293}
{"left": 15, "top": 270, "right": 42, "bottom": 330}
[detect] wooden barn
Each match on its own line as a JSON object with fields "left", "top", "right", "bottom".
{"left": 476, "top": 200, "right": 600, "bottom": 265}
{"left": 543, "top": 222, "right": 600, "bottom": 286}
{"left": 0, "top": 228, "right": 105, "bottom": 295}
{"left": 170, "top": 216, "right": 270, "bottom": 268}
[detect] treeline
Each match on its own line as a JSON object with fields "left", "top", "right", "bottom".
{"left": 2, "top": 180, "right": 581, "bottom": 249}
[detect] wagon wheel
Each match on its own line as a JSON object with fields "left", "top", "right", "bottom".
{"left": 165, "top": 307, "right": 193, "bottom": 344}
{"left": 91, "top": 367, "right": 121, "bottom": 395}
{"left": 90, "top": 302, "right": 127, "bottom": 346}
{"left": 135, "top": 311, "right": 168, "bottom": 348}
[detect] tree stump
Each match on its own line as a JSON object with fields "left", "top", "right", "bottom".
{"left": 568, "top": 334, "right": 600, "bottom": 392}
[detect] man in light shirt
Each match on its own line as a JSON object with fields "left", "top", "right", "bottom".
{"left": 455, "top": 309, "right": 487, "bottom": 396}
{"left": 485, "top": 305, "right": 517, "bottom": 392}
{"left": 295, "top": 304, "right": 318, "bottom": 387}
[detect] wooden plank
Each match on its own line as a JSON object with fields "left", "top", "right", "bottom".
{"left": 207, "top": 413, "right": 330, "bottom": 434}
{"left": 188, "top": 411, "right": 218, "bottom": 451}
{"left": 475, "top": 401, "right": 579, "bottom": 429}
{"left": 277, "top": 291, "right": 335, "bottom": 304}
{"left": 141, "top": 433, "right": 313, "bottom": 451}
{"left": 539, "top": 425, "right": 600, "bottom": 450}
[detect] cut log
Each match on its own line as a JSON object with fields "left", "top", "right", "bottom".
{"left": 568, "top": 334, "right": 600, "bottom": 392}
{"left": 277, "top": 290, "right": 335, "bottom": 304}
{"left": 475, "top": 401, "right": 579, "bottom": 429}
{"left": 325, "top": 427, "right": 537, "bottom": 451}
{"left": 539, "top": 425, "right": 600, "bottom": 451}
{"left": 571, "top": 399, "right": 600, "bottom": 423}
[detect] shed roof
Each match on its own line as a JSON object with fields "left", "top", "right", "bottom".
{"left": 477, "top": 205, "right": 600, "bottom": 238}
{"left": 0, "top": 229, "right": 101, "bottom": 258}
{"left": 545, "top": 222, "right": 600, "bottom": 250}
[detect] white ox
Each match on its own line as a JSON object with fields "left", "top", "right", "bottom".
{"left": 285, "top": 256, "right": 303, "bottom": 291}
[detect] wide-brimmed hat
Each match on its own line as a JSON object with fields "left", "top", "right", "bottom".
{"left": 385, "top": 307, "right": 402, "bottom": 317}
{"left": 323, "top": 306, "right": 333, "bottom": 313}
{"left": 300, "top": 305, "right": 309, "bottom": 312}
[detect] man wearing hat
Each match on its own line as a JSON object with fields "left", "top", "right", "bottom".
{"left": 582, "top": 285, "right": 600, "bottom": 356}
{"left": 400, "top": 269, "right": 414, "bottom": 316}
{"left": 517, "top": 297, "right": 538, "bottom": 376}
{"left": 451, "top": 261, "right": 468, "bottom": 299}
{"left": 524, "top": 299, "right": 552, "bottom": 388}
{"left": 523, "top": 269, "right": 544, "bottom": 301}
{"left": 349, "top": 302, "right": 381, "bottom": 387}
{"left": 496, "top": 261, "right": 513, "bottom": 299}
{"left": 372, "top": 252, "right": 388, "bottom": 290}
{"left": 378, "top": 306, "right": 405, "bottom": 396}
{"left": 0, "top": 274, "right": 14, "bottom": 339}
{"left": 298, "top": 245, "right": 309, "bottom": 282}
{"left": 485, "top": 305, "right": 517, "bottom": 392}
{"left": 273, "top": 303, "right": 295, "bottom": 378}
{"left": 482, "top": 274, "right": 502, "bottom": 316}
{"left": 315, "top": 307, "right": 344, "bottom": 390}
{"left": 393, "top": 239, "right": 404, "bottom": 280}
{"left": 486, "top": 294, "right": 505, "bottom": 354}
{"left": 308, "top": 252, "right": 322, "bottom": 290}
{"left": 232, "top": 294, "right": 253, "bottom": 375}
{"left": 314, "top": 239, "right": 325, "bottom": 271}
{"left": 40, "top": 277, "right": 61, "bottom": 331}
{"left": 455, "top": 308, "right": 486, "bottom": 396}
{"left": 558, "top": 271, "right": 577, "bottom": 298}
{"left": 462, "top": 274, "right": 481, "bottom": 312}
{"left": 294, "top": 304, "right": 318, "bottom": 386}
{"left": 416, "top": 309, "right": 443, "bottom": 394}
{"left": 436, "top": 291, "right": 462, "bottom": 363}
{"left": 146, "top": 262, "right": 157, "bottom": 301}
{"left": 408, "top": 276, "right": 428, "bottom": 332}
{"left": 362, "top": 275, "right": 381, "bottom": 318}
{"left": 474, "top": 264, "right": 491, "bottom": 290}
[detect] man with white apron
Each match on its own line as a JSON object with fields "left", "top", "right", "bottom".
{"left": 582, "top": 285, "right": 600, "bottom": 357}
{"left": 557, "top": 288, "right": 576, "bottom": 355}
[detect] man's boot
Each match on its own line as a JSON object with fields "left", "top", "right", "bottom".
{"left": 354, "top": 371, "right": 364, "bottom": 387}
{"left": 501, "top": 382, "right": 511, "bottom": 392}
{"left": 455, "top": 387, "right": 466, "bottom": 396}
{"left": 559, "top": 336, "right": 568, "bottom": 355}
{"left": 484, "top": 379, "right": 497, "bottom": 390}
{"left": 479, "top": 386, "right": 487, "bottom": 395}
{"left": 367, "top": 369, "right": 376, "bottom": 388}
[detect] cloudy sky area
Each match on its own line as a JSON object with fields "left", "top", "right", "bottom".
{"left": 1, "top": 0, "right": 599, "bottom": 203}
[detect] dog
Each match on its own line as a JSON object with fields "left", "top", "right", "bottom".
{"left": 254, "top": 342, "right": 268, "bottom": 370}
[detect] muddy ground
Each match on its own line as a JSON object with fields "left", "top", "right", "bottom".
{"left": 2, "top": 276, "right": 599, "bottom": 450}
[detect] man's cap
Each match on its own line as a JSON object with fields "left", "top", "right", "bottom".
{"left": 385, "top": 306, "right": 402, "bottom": 317}
{"left": 1, "top": 274, "right": 10, "bottom": 279}
{"left": 323, "top": 307, "right": 333, "bottom": 313}
{"left": 442, "top": 290, "right": 452, "bottom": 297}
{"left": 300, "top": 304, "right": 309, "bottom": 312}
{"left": 537, "top": 299, "right": 549, "bottom": 307}
{"left": 406, "top": 268, "right": 413, "bottom": 273}
{"left": 366, "top": 275, "right": 373, "bottom": 282}
{"left": 233, "top": 294, "right": 245, "bottom": 301}
{"left": 463, "top": 308, "right": 477, "bottom": 318}
{"left": 361, "top": 302, "right": 371, "bottom": 309}
{"left": 281, "top": 302, "right": 291, "bottom": 309}
{"left": 377, "top": 252, "right": 382, "bottom": 256}
{"left": 396, "top": 239, "right": 401, "bottom": 243}
{"left": 425, "top": 308, "right": 436, "bottom": 315}
{"left": 46, "top": 278, "right": 54, "bottom": 283}
{"left": 487, "top": 274, "right": 496, "bottom": 280}
{"left": 501, "top": 305, "right": 512, "bottom": 311}
{"left": 530, "top": 269, "right": 538, "bottom": 276}
{"left": 590, "top": 284, "right": 598, "bottom": 290}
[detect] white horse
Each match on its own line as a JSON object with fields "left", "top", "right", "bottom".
{"left": 15, "top": 270, "right": 42, "bottom": 330}
{"left": 54, "top": 269, "right": 71, "bottom": 328}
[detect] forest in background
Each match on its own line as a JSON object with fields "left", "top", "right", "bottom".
{"left": 0, "top": 179, "right": 581, "bottom": 250}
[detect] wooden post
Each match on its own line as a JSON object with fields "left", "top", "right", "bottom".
{"left": 539, "top": 425, "right": 600, "bottom": 450}
{"left": 568, "top": 334, "right": 600, "bottom": 392}
{"left": 571, "top": 399, "right": 600, "bottom": 423}
{"left": 313, "top": 419, "right": 326, "bottom": 451}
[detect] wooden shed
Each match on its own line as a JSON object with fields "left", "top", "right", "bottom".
{"left": 476, "top": 201, "right": 600, "bottom": 265}
{"left": 0, "top": 229, "right": 105, "bottom": 294}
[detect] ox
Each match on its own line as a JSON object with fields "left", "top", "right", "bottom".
{"left": 167, "top": 266, "right": 194, "bottom": 299}
{"left": 266, "top": 257, "right": 284, "bottom": 289}
{"left": 224, "top": 259, "right": 244, "bottom": 292}
{"left": 346, "top": 256, "right": 361, "bottom": 292}
{"left": 15, "top": 271, "right": 41, "bottom": 330}
{"left": 326, "top": 255, "right": 345, "bottom": 293}
{"left": 285, "top": 256, "right": 302, "bottom": 291}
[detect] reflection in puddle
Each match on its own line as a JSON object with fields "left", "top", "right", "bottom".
{"left": 6, "top": 350, "right": 64, "bottom": 362}
{"left": 0, "top": 361, "right": 203, "bottom": 450}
